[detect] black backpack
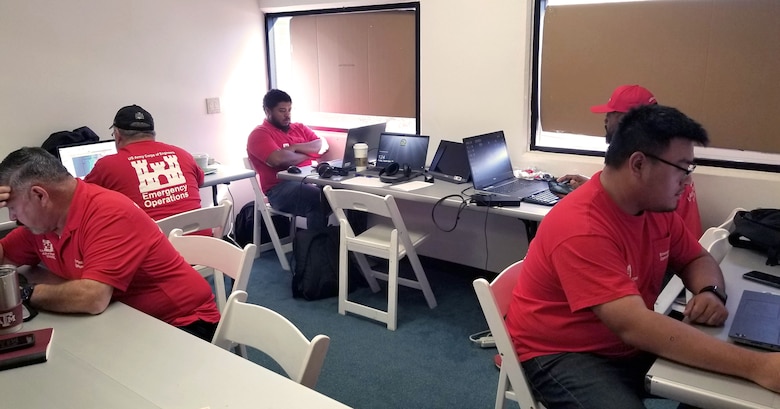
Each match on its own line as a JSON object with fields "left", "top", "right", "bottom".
{"left": 291, "top": 226, "right": 366, "bottom": 300}
{"left": 232, "top": 201, "right": 292, "bottom": 248}
{"left": 41, "top": 126, "right": 100, "bottom": 158}
{"left": 728, "top": 209, "right": 780, "bottom": 266}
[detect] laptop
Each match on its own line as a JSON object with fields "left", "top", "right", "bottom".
{"left": 356, "top": 132, "right": 430, "bottom": 178}
{"left": 728, "top": 289, "right": 780, "bottom": 351}
{"left": 428, "top": 140, "right": 471, "bottom": 184}
{"left": 463, "top": 131, "right": 549, "bottom": 206}
{"left": 325, "top": 122, "right": 386, "bottom": 171}
{"left": 57, "top": 140, "right": 117, "bottom": 179}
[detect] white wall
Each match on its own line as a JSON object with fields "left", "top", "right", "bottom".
{"left": 2, "top": 0, "right": 778, "bottom": 270}
{"left": 0, "top": 0, "right": 267, "bottom": 212}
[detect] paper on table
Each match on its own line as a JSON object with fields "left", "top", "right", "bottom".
{"left": 389, "top": 181, "right": 431, "bottom": 192}
{"left": 341, "top": 177, "right": 391, "bottom": 187}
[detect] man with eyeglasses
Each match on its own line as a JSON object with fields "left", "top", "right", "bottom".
{"left": 505, "top": 105, "right": 780, "bottom": 408}
{"left": 558, "top": 85, "right": 702, "bottom": 238}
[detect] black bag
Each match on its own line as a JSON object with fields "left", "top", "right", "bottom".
{"left": 232, "top": 201, "right": 291, "bottom": 248}
{"left": 292, "top": 226, "right": 341, "bottom": 300}
{"left": 41, "top": 126, "right": 100, "bottom": 158}
{"left": 728, "top": 208, "right": 780, "bottom": 266}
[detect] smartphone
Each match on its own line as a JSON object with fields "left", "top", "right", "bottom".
{"left": 743, "top": 270, "right": 780, "bottom": 289}
{"left": 0, "top": 333, "right": 36, "bottom": 354}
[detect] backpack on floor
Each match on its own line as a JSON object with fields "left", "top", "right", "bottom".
{"left": 292, "top": 226, "right": 340, "bottom": 300}
{"left": 232, "top": 201, "right": 291, "bottom": 248}
{"left": 728, "top": 208, "right": 780, "bottom": 266}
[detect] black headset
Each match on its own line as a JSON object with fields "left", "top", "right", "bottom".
{"left": 379, "top": 162, "right": 411, "bottom": 178}
{"left": 317, "top": 162, "right": 334, "bottom": 178}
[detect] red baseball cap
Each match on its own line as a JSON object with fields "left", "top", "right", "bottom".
{"left": 590, "top": 85, "right": 657, "bottom": 113}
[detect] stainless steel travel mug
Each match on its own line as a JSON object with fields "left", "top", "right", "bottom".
{"left": 0, "top": 265, "right": 23, "bottom": 334}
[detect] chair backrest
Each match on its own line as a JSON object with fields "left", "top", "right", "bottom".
{"left": 212, "top": 290, "right": 330, "bottom": 389}
{"left": 322, "top": 185, "right": 414, "bottom": 250}
{"left": 168, "top": 228, "right": 257, "bottom": 311}
{"left": 243, "top": 157, "right": 269, "bottom": 202}
{"left": 700, "top": 227, "right": 731, "bottom": 264}
{"left": 473, "top": 260, "right": 542, "bottom": 409}
{"left": 156, "top": 199, "right": 232, "bottom": 238}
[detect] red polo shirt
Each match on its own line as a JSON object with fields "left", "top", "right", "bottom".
{"left": 0, "top": 180, "right": 220, "bottom": 327}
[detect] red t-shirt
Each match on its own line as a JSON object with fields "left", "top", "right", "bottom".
{"left": 505, "top": 171, "right": 702, "bottom": 361}
{"left": 677, "top": 183, "right": 702, "bottom": 239}
{"left": 85, "top": 140, "right": 205, "bottom": 221}
{"left": 246, "top": 120, "right": 319, "bottom": 193}
{"left": 0, "top": 180, "right": 220, "bottom": 327}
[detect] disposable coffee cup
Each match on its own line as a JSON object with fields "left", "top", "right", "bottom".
{"left": 353, "top": 143, "right": 369, "bottom": 172}
{"left": 0, "top": 265, "right": 23, "bottom": 334}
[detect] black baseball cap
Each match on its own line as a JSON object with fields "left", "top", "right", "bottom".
{"left": 111, "top": 104, "right": 154, "bottom": 131}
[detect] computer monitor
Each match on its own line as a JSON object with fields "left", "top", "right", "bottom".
{"left": 375, "top": 132, "right": 430, "bottom": 171}
{"left": 57, "top": 140, "right": 117, "bottom": 179}
{"left": 428, "top": 140, "right": 471, "bottom": 183}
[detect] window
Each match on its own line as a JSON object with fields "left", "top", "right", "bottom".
{"left": 530, "top": 0, "right": 780, "bottom": 172}
{"left": 265, "top": 3, "right": 419, "bottom": 134}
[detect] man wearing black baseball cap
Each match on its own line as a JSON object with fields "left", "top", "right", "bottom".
{"left": 85, "top": 105, "right": 206, "bottom": 229}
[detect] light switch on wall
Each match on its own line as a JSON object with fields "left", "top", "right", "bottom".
{"left": 206, "top": 97, "right": 221, "bottom": 114}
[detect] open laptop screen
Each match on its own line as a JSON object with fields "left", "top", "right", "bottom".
{"left": 463, "top": 131, "right": 515, "bottom": 190}
{"left": 58, "top": 140, "right": 117, "bottom": 179}
{"left": 341, "top": 122, "right": 386, "bottom": 170}
{"left": 376, "top": 132, "right": 430, "bottom": 171}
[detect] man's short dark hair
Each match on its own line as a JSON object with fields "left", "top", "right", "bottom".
{"left": 0, "top": 147, "right": 71, "bottom": 189}
{"left": 605, "top": 104, "right": 709, "bottom": 167}
{"left": 263, "top": 89, "right": 292, "bottom": 110}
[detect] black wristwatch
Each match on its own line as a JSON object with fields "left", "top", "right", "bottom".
{"left": 20, "top": 283, "right": 35, "bottom": 303}
{"left": 698, "top": 285, "right": 727, "bottom": 305}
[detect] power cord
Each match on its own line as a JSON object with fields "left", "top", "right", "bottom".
{"left": 469, "top": 329, "right": 496, "bottom": 348}
{"left": 431, "top": 194, "right": 469, "bottom": 232}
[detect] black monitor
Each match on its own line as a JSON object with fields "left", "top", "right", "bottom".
{"left": 428, "top": 140, "right": 471, "bottom": 183}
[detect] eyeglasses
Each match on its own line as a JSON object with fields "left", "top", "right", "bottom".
{"left": 642, "top": 152, "right": 696, "bottom": 176}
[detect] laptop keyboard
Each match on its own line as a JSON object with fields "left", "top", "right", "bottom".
{"left": 492, "top": 179, "right": 527, "bottom": 194}
{"left": 522, "top": 189, "right": 560, "bottom": 206}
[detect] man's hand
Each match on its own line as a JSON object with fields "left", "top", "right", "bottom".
{"left": 0, "top": 185, "right": 10, "bottom": 207}
{"left": 556, "top": 174, "right": 589, "bottom": 189}
{"left": 684, "top": 292, "right": 729, "bottom": 326}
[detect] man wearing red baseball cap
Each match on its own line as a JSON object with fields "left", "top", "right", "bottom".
{"left": 557, "top": 85, "right": 701, "bottom": 238}
{"left": 590, "top": 84, "right": 657, "bottom": 143}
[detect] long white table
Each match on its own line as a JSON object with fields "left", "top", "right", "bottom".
{"left": 277, "top": 167, "right": 552, "bottom": 222}
{"left": 646, "top": 247, "right": 780, "bottom": 408}
{"left": 0, "top": 302, "right": 351, "bottom": 409}
{"left": 202, "top": 164, "right": 256, "bottom": 205}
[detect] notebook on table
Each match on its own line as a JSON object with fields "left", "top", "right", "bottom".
{"left": 325, "top": 122, "right": 387, "bottom": 172}
{"left": 729, "top": 289, "right": 780, "bottom": 351}
{"left": 57, "top": 140, "right": 117, "bottom": 179}
{"left": 355, "top": 132, "right": 430, "bottom": 179}
{"left": 463, "top": 131, "right": 551, "bottom": 206}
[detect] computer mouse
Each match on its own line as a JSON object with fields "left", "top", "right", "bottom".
{"left": 548, "top": 180, "right": 575, "bottom": 195}
{"left": 287, "top": 165, "right": 302, "bottom": 174}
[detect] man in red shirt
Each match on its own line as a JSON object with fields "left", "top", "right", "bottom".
{"left": 247, "top": 89, "right": 330, "bottom": 229}
{"left": 85, "top": 105, "right": 206, "bottom": 228}
{"left": 558, "top": 85, "right": 702, "bottom": 237}
{"left": 0, "top": 147, "right": 220, "bottom": 341}
{"left": 506, "top": 105, "right": 780, "bottom": 408}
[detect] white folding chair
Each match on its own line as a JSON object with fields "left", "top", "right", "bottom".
{"left": 654, "top": 226, "right": 732, "bottom": 314}
{"left": 473, "top": 260, "right": 545, "bottom": 409}
{"left": 168, "top": 228, "right": 256, "bottom": 316}
{"left": 156, "top": 199, "right": 232, "bottom": 239}
{"left": 243, "top": 157, "right": 296, "bottom": 271}
{"left": 212, "top": 290, "right": 330, "bottom": 389}
{"left": 322, "top": 185, "right": 436, "bottom": 331}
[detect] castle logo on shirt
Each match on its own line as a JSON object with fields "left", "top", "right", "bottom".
{"left": 39, "top": 239, "right": 55, "bottom": 260}
{"left": 130, "top": 153, "right": 190, "bottom": 208}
